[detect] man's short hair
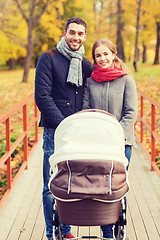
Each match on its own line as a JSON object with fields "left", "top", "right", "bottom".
{"left": 65, "top": 17, "right": 87, "bottom": 33}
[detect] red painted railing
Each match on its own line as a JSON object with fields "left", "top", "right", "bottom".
{"left": 135, "top": 88, "right": 160, "bottom": 177}
{"left": 0, "top": 93, "right": 41, "bottom": 208}
{"left": 0, "top": 89, "right": 159, "bottom": 208}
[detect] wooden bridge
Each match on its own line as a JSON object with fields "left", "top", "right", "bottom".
{"left": 0, "top": 138, "right": 159, "bottom": 240}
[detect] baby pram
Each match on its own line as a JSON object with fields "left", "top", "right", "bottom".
{"left": 49, "top": 109, "right": 129, "bottom": 240}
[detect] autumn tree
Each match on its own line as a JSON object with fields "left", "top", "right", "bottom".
{"left": 140, "top": 0, "right": 159, "bottom": 64}
{"left": 0, "top": 0, "right": 159, "bottom": 68}
{"left": 0, "top": 0, "right": 27, "bottom": 68}
{"left": 141, "top": 13, "right": 148, "bottom": 63}
{"left": 153, "top": 0, "right": 160, "bottom": 64}
{"left": 14, "top": 0, "right": 50, "bottom": 83}
{"left": 133, "top": 0, "right": 142, "bottom": 72}
{"left": 62, "top": 0, "right": 95, "bottom": 57}
{"left": 91, "top": 0, "right": 107, "bottom": 36}
{"left": 36, "top": 0, "right": 65, "bottom": 50}
{"left": 116, "top": 0, "right": 125, "bottom": 61}
{"left": 154, "top": 22, "right": 160, "bottom": 64}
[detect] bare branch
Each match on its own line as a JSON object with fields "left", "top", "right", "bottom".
{"left": 0, "top": 28, "right": 26, "bottom": 47}
{"left": 13, "top": 0, "right": 28, "bottom": 23}
{"left": 30, "top": 0, "right": 37, "bottom": 18}
{"left": 33, "top": 0, "right": 50, "bottom": 26}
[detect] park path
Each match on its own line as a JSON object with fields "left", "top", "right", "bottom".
{"left": 0, "top": 139, "right": 159, "bottom": 240}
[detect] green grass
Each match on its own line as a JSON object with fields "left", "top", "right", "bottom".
{"left": 126, "top": 62, "right": 160, "bottom": 102}
{"left": 0, "top": 63, "right": 159, "bottom": 115}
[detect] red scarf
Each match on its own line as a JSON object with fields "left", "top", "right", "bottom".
{"left": 91, "top": 64, "right": 127, "bottom": 82}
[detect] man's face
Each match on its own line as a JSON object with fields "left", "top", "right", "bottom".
{"left": 63, "top": 23, "right": 86, "bottom": 51}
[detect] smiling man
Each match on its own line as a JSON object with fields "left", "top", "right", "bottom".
{"left": 35, "top": 17, "right": 92, "bottom": 240}
{"left": 63, "top": 22, "right": 86, "bottom": 50}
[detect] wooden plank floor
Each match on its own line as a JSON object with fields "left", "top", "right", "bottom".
{"left": 0, "top": 139, "right": 159, "bottom": 240}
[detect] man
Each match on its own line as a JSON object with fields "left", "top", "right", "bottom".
{"left": 35, "top": 17, "right": 92, "bottom": 240}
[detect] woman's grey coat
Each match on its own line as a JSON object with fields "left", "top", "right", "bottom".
{"left": 83, "top": 75, "right": 138, "bottom": 147}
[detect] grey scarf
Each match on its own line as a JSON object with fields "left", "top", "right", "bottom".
{"left": 57, "top": 37, "right": 84, "bottom": 87}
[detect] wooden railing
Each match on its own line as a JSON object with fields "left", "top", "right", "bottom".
{"left": 0, "top": 93, "right": 41, "bottom": 208}
{"left": 0, "top": 89, "right": 159, "bottom": 208}
{"left": 135, "top": 88, "right": 160, "bottom": 177}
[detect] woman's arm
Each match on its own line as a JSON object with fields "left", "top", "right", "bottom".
{"left": 120, "top": 75, "right": 138, "bottom": 140}
{"left": 82, "top": 78, "right": 92, "bottom": 109}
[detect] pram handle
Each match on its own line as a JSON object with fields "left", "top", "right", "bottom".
{"left": 76, "top": 109, "right": 117, "bottom": 120}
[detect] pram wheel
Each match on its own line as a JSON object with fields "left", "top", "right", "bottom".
{"left": 117, "top": 234, "right": 129, "bottom": 240}
{"left": 117, "top": 232, "right": 129, "bottom": 240}
{"left": 116, "top": 198, "right": 129, "bottom": 240}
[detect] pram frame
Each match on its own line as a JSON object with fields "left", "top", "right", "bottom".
{"left": 52, "top": 198, "right": 128, "bottom": 240}
{"left": 50, "top": 109, "right": 129, "bottom": 240}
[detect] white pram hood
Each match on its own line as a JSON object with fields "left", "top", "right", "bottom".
{"left": 50, "top": 110, "right": 128, "bottom": 169}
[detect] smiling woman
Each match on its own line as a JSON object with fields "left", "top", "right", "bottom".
{"left": 94, "top": 45, "right": 114, "bottom": 68}
{"left": 83, "top": 38, "right": 138, "bottom": 238}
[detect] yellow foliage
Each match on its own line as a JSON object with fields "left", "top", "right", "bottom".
{"left": 0, "top": 30, "right": 26, "bottom": 62}
{"left": 41, "top": 43, "right": 49, "bottom": 53}
{"left": 0, "top": 0, "right": 27, "bottom": 63}
{"left": 0, "top": 0, "right": 159, "bottom": 65}
{"left": 40, "top": 1, "right": 67, "bottom": 43}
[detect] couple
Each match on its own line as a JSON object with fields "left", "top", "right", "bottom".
{"left": 35, "top": 17, "right": 137, "bottom": 240}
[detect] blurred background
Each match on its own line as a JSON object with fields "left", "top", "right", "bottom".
{"left": 0, "top": 0, "right": 159, "bottom": 80}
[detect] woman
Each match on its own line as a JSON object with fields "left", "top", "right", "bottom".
{"left": 83, "top": 39, "right": 138, "bottom": 238}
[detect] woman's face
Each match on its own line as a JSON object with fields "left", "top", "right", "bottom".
{"left": 94, "top": 45, "right": 114, "bottom": 68}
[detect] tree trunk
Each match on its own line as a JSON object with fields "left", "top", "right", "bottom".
{"left": 98, "top": 0, "right": 104, "bottom": 33}
{"left": 133, "top": 0, "right": 142, "bottom": 72}
{"left": 7, "top": 58, "right": 16, "bottom": 70}
{"left": 56, "top": 0, "right": 62, "bottom": 42}
{"left": 22, "top": 21, "right": 33, "bottom": 83}
{"left": 14, "top": 0, "right": 50, "bottom": 83}
{"left": 154, "top": 21, "right": 160, "bottom": 65}
{"left": 116, "top": 0, "right": 125, "bottom": 62}
{"left": 142, "top": 43, "right": 147, "bottom": 63}
{"left": 93, "top": 1, "right": 97, "bottom": 33}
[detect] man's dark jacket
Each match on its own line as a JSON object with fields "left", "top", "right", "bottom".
{"left": 35, "top": 49, "right": 92, "bottom": 129}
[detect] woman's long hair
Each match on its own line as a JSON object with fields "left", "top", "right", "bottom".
{"left": 92, "top": 39, "right": 130, "bottom": 74}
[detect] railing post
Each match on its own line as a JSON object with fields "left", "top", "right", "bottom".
{"left": 151, "top": 104, "right": 155, "bottom": 171}
{"left": 23, "top": 104, "right": 28, "bottom": 169}
{"left": 131, "top": 88, "right": 160, "bottom": 176}
{"left": 0, "top": 93, "right": 42, "bottom": 207}
{"left": 6, "top": 118, "right": 11, "bottom": 189}
{"left": 140, "top": 96, "right": 143, "bottom": 143}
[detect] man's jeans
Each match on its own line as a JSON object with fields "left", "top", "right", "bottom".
{"left": 42, "top": 128, "right": 71, "bottom": 239}
{"left": 125, "top": 145, "right": 132, "bottom": 171}
{"left": 100, "top": 145, "right": 132, "bottom": 238}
